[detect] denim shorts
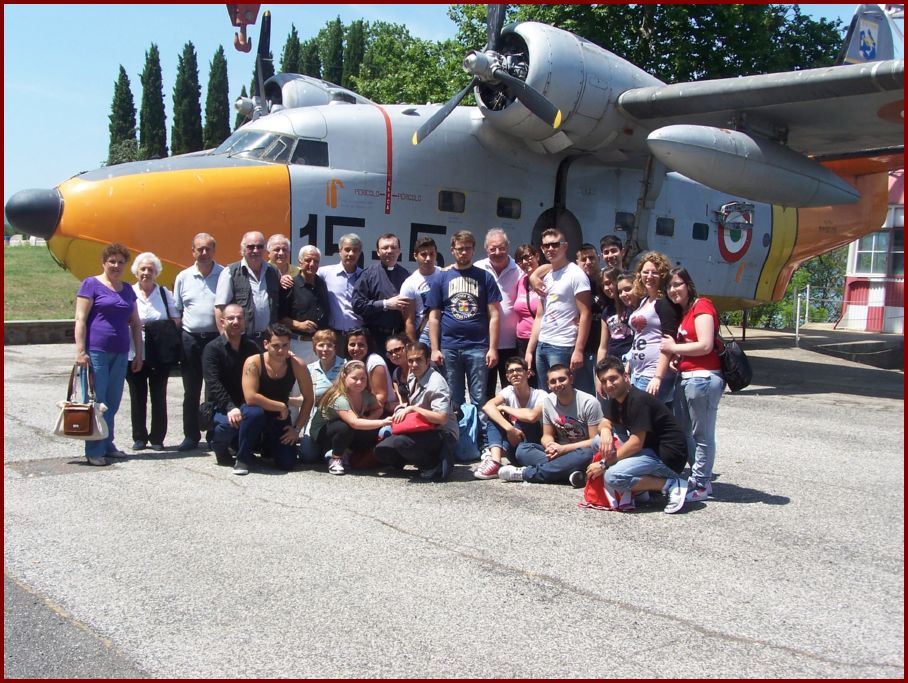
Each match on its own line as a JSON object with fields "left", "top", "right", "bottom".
{"left": 603, "top": 449, "right": 680, "bottom": 492}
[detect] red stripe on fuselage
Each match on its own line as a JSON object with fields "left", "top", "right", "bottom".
{"left": 371, "top": 103, "right": 393, "bottom": 214}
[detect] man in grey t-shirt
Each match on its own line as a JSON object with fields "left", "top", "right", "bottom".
{"left": 499, "top": 364, "right": 602, "bottom": 485}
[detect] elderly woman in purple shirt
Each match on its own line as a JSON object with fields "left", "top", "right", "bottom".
{"left": 74, "top": 243, "right": 143, "bottom": 466}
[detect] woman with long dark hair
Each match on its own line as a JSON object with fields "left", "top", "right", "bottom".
{"left": 660, "top": 267, "right": 723, "bottom": 502}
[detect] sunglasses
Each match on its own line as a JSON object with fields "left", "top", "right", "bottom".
{"left": 541, "top": 241, "right": 563, "bottom": 249}
{"left": 245, "top": 244, "right": 265, "bottom": 251}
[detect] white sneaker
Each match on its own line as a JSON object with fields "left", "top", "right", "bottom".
{"left": 663, "top": 478, "right": 688, "bottom": 514}
{"left": 498, "top": 465, "right": 525, "bottom": 482}
{"left": 479, "top": 446, "right": 494, "bottom": 461}
{"left": 232, "top": 460, "right": 249, "bottom": 476}
{"left": 686, "top": 479, "right": 713, "bottom": 502}
{"left": 328, "top": 457, "right": 345, "bottom": 475}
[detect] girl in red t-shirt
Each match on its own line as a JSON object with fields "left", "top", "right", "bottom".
{"left": 660, "top": 267, "right": 724, "bottom": 502}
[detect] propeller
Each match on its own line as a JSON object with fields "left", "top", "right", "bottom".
{"left": 252, "top": 10, "right": 271, "bottom": 119}
{"left": 412, "top": 4, "right": 562, "bottom": 145}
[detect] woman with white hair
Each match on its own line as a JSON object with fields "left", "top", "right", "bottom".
{"left": 127, "top": 251, "right": 181, "bottom": 451}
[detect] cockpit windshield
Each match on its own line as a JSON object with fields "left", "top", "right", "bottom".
{"left": 211, "top": 130, "right": 328, "bottom": 166}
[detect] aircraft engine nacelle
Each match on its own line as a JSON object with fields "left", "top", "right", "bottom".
{"left": 261, "top": 73, "right": 373, "bottom": 111}
{"left": 475, "top": 22, "right": 663, "bottom": 153}
{"left": 646, "top": 124, "right": 860, "bottom": 207}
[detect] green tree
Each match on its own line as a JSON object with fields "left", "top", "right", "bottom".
{"left": 448, "top": 4, "right": 843, "bottom": 83}
{"left": 353, "top": 22, "right": 464, "bottom": 104}
{"left": 342, "top": 19, "right": 365, "bottom": 89}
{"left": 171, "top": 41, "right": 203, "bottom": 155}
{"left": 300, "top": 38, "right": 322, "bottom": 78}
{"left": 234, "top": 84, "right": 248, "bottom": 130}
{"left": 280, "top": 24, "right": 302, "bottom": 73}
{"left": 139, "top": 43, "right": 167, "bottom": 159}
{"left": 320, "top": 17, "right": 344, "bottom": 85}
{"left": 107, "top": 65, "right": 137, "bottom": 165}
{"left": 203, "top": 45, "right": 231, "bottom": 149}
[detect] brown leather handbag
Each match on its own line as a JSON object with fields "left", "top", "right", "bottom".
{"left": 54, "top": 365, "right": 108, "bottom": 440}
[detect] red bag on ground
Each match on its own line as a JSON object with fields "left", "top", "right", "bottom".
{"left": 577, "top": 450, "right": 635, "bottom": 512}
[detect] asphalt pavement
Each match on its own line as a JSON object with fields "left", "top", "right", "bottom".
{"left": 3, "top": 335, "right": 904, "bottom": 678}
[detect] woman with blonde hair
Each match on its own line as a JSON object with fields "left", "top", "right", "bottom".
{"left": 308, "top": 360, "right": 392, "bottom": 475}
{"left": 627, "top": 251, "right": 681, "bottom": 406}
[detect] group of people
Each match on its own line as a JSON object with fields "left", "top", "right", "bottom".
{"left": 72, "top": 225, "right": 726, "bottom": 512}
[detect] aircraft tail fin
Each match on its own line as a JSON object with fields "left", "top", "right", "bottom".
{"left": 835, "top": 4, "right": 897, "bottom": 64}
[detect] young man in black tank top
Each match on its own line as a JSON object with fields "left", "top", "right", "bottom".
{"left": 235, "top": 324, "right": 314, "bottom": 475}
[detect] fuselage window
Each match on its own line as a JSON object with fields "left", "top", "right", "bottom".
{"left": 497, "top": 197, "right": 521, "bottom": 220}
{"left": 439, "top": 191, "right": 466, "bottom": 213}
{"left": 656, "top": 217, "right": 675, "bottom": 237}
{"left": 614, "top": 211, "right": 635, "bottom": 232}
{"left": 290, "top": 140, "right": 330, "bottom": 167}
{"left": 692, "top": 222, "right": 709, "bottom": 241}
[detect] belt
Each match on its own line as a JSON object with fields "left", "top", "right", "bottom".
{"left": 681, "top": 370, "right": 722, "bottom": 379}
{"left": 185, "top": 330, "right": 219, "bottom": 340}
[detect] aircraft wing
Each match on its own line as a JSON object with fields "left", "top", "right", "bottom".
{"left": 617, "top": 59, "right": 904, "bottom": 162}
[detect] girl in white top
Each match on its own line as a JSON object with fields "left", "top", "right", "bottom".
{"left": 627, "top": 252, "right": 681, "bottom": 405}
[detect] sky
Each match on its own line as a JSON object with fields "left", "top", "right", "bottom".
{"left": 3, "top": 4, "right": 870, "bottom": 208}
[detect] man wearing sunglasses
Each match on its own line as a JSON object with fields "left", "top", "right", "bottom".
{"left": 524, "top": 228, "right": 592, "bottom": 389}
{"left": 215, "top": 230, "right": 282, "bottom": 347}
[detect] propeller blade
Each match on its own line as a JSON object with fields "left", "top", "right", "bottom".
{"left": 412, "top": 77, "right": 479, "bottom": 145}
{"left": 486, "top": 4, "right": 506, "bottom": 52}
{"left": 253, "top": 10, "right": 271, "bottom": 98}
{"left": 494, "top": 68, "right": 562, "bottom": 129}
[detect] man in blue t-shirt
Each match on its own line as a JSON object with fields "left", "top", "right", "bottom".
{"left": 426, "top": 230, "right": 502, "bottom": 446}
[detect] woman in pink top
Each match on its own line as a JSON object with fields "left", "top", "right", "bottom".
{"left": 512, "top": 243, "right": 541, "bottom": 387}
{"left": 660, "top": 267, "right": 723, "bottom": 502}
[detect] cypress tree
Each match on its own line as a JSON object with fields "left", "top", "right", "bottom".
{"left": 280, "top": 24, "right": 302, "bottom": 73}
{"left": 203, "top": 46, "right": 231, "bottom": 148}
{"left": 107, "top": 65, "right": 138, "bottom": 165}
{"left": 322, "top": 17, "right": 344, "bottom": 85}
{"left": 342, "top": 20, "right": 365, "bottom": 89}
{"left": 301, "top": 39, "right": 322, "bottom": 78}
{"left": 171, "top": 41, "right": 203, "bottom": 155}
{"left": 139, "top": 43, "right": 168, "bottom": 159}
{"left": 235, "top": 85, "right": 248, "bottom": 130}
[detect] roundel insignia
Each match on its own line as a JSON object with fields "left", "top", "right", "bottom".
{"left": 717, "top": 202, "right": 754, "bottom": 263}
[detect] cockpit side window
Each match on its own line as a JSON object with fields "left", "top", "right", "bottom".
{"left": 290, "top": 140, "right": 329, "bottom": 167}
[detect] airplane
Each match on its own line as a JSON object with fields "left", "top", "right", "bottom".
{"left": 4, "top": 4, "right": 904, "bottom": 312}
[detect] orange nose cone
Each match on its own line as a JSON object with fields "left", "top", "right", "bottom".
{"left": 54, "top": 165, "right": 291, "bottom": 285}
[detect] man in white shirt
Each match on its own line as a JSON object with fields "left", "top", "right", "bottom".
{"left": 173, "top": 232, "right": 223, "bottom": 451}
{"left": 399, "top": 236, "right": 439, "bottom": 345}
{"left": 475, "top": 228, "right": 522, "bottom": 400}
{"left": 524, "top": 228, "right": 592, "bottom": 389}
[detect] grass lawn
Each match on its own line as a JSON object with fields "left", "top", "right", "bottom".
{"left": 3, "top": 245, "right": 82, "bottom": 320}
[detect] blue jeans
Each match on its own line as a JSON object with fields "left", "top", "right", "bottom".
{"left": 210, "top": 411, "right": 239, "bottom": 462}
{"left": 83, "top": 351, "right": 128, "bottom": 458}
{"left": 631, "top": 371, "right": 676, "bottom": 405}
{"left": 236, "top": 405, "right": 298, "bottom": 470}
{"left": 572, "top": 350, "right": 596, "bottom": 396}
{"left": 486, "top": 420, "right": 543, "bottom": 458}
{"left": 535, "top": 342, "right": 574, "bottom": 390}
{"left": 514, "top": 441, "right": 597, "bottom": 484}
{"left": 674, "top": 373, "right": 724, "bottom": 488}
{"left": 441, "top": 347, "right": 489, "bottom": 442}
{"left": 604, "top": 449, "right": 681, "bottom": 492}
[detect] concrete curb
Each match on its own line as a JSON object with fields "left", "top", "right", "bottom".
{"left": 4, "top": 320, "right": 75, "bottom": 346}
